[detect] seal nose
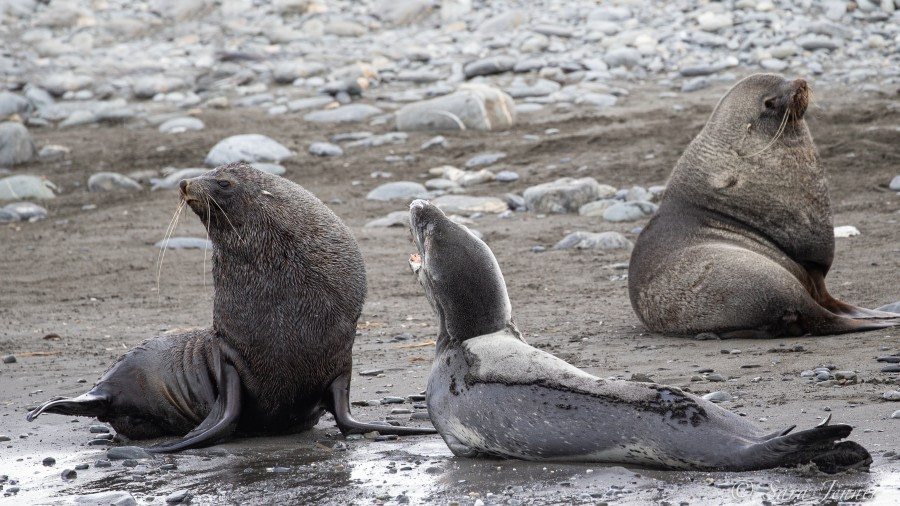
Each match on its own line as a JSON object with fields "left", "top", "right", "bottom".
{"left": 179, "top": 179, "right": 189, "bottom": 195}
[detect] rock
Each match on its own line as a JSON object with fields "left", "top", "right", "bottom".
{"left": 0, "top": 92, "right": 31, "bottom": 117}
{"left": 465, "top": 152, "right": 506, "bottom": 168}
{"left": 495, "top": 171, "right": 519, "bottom": 183}
{"left": 43, "top": 456, "right": 56, "bottom": 466}
{"left": 760, "top": 58, "right": 789, "bottom": 72}
{"left": 374, "top": 0, "right": 433, "bottom": 26}
{"left": 2, "top": 202, "right": 48, "bottom": 221}
{"left": 799, "top": 37, "right": 839, "bottom": 51}
{"left": 205, "top": 134, "right": 292, "bottom": 166}
{"left": 0, "top": 122, "right": 36, "bottom": 165}
{"left": 578, "top": 93, "right": 618, "bottom": 109}
{"left": 89, "top": 425, "right": 110, "bottom": 433}
{"left": 346, "top": 132, "right": 407, "bottom": 149}
{"left": 304, "top": 104, "right": 383, "bottom": 123}
{"left": 308, "top": 142, "right": 343, "bottom": 157}
{"left": 523, "top": 177, "right": 605, "bottom": 214}
{"left": 395, "top": 85, "right": 515, "bottom": 132}
{"left": 578, "top": 199, "right": 617, "bottom": 217}
{"left": 421, "top": 136, "right": 447, "bottom": 150}
{"left": 0, "top": 175, "right": 56, "bottom": 200}
{"left": 366, "top": 182, "right": 427, "bottom": 201}
{"left": 154, "top": 237, "right": 213, "bottom": 250}
{"left": 287, "top": 96, "right": 334, "bottom": 112}
{"left": 884, "top": 390, "right": 900, "bottom": 401}
{"left": 833, "top": 225, "right": 860, "bottom": 238}
{"left": 73, "top": 492, "right": 137, "bottom": 506}
{"left": 274, "top": 62, "right": 326, "bottom": 84}
{"left": 59, "top": 110, "right": 98, "bottom": 128}
{"left": 603, "top": 201, "right": 658, "bottom": 222}
{"left": 159, "top": 117, "right": 205, "bottom": 133}
{"left": 38, "top": 144, "right": 69, "bottom": 160}
{"left": 132, "top": 76, "right": 186, "bottom": 99}
{"left": 365, "top": 211, "right": 410, "bottom": 228}
{"left": 165, "top": 490, "right": 192, "bottom": 504}
{"left": 889, "top": 175, "right": 900, "bottom": 191}
{"left": 698, "top": 12, "right": 732, "bottom": 31}
{"left": 892, "top": 410, "right": 900, "bottom": 419}
{"left": 106, "top": 446, "right": 153, "bottom": 460}
{"left": 150, "top": 168, "right": 209, "bottom": 190}
{"left": 682, "top": 77, "right": 711, "bottom": 93}
{"left": 604, "top": 47, "right": 641, "bottom": 68}
{"left": 61, "top": 469, "right": 77, "bottom": 480}
{"left": 702, "top": 391, "right": 733, "bottom": 403}
{"left": 324, "top": 20, "right": 367, "bottom": 37}
{"left": 554, "top": 231, "right": 633, "bottom": 251}
{"left": 504, "top": 79, "right": 560, "bottom": 98}
{"left": 464, "top": 56, "right": 516, "bottom": 79}
{"left": 88, "top": 172, "right": 142, "bottom": 192}
{"left": 431, "top": 195, "right": 508, "bottom": 214}
{"left": 425, "top": 178, "right": 460, "bottom": 191}
{"left": 477, "top": 10, "right": 528, "bottom": 33}
{"left": 360, "top": 369, "right": 383, "bottom": 376}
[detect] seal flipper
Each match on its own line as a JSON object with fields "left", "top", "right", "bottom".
{"left": 741, "top": 421, "right": 871, "bottom": 473}
{"left": 327, "top": 373, "right": 437, "bottom": 436}
{"left": 26, "top": 392, "right": 109, "bottom": 421}
{"left": 148, "top": 360, "right": 241, "bottom": 453}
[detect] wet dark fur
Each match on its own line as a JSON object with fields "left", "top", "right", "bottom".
{"left": 27, "top": 163, "right": 434, "bottom": 449}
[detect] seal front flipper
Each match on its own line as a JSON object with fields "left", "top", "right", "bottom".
{"left": 740, "top": 421, "right": 871, "bottom": 473}
{"left": 26, "top": 392, "right": 109, "bottom": 421}
{"left": 148, "top": 358, "right": 242, "bottom": 453}
{"left": 326, "top": 373, "right": 437, "bottom": 436}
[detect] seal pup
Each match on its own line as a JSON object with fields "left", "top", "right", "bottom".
{"left": 407, "top": 198, "right": 870, "bottom": 472}
{"left": 27, "top": 163, "right": 434, "bottom": 451}
{"left": 629, "top": 73, "right": 900, "bottom": 338}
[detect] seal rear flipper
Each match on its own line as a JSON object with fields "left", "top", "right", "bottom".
{"left": 326, "top": 373, "right": 437, "bottom": 436}
{"left": 26, "top": 392, "right": 109, "bottom": 421}
{"left": 743, "top": 422, "right": 871, "bottom": 473}
{"left": 148, "top": 360, "right": 241, "bottom": 453}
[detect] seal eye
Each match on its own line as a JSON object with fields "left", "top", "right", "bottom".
{"left": 217, "top": 180, "right": 231, "bottom": 188}
{"left": 763, "top": 97, "right": 776, "bottom": 109}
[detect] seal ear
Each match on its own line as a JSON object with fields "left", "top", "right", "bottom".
{"left": 26, "top": 392, "right": 110, "bottom": 421}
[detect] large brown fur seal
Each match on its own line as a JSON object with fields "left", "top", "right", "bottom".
{"left": 629, "top": 74, "right": 900, "bottom": 338}
{"left": 27, "top": 163, "right": 434, "bottom": 451}
{"left": 408, "top": 199, "right": 871, "bottom": 473}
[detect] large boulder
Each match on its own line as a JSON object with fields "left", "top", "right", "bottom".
{"left": 523, "top": 177, "right": 611, "bottom": 214}
{"left": 205, "top": 134, "right": 293, "bottom": 166}
{"left": 0, "top": 175, "right": 55, "bottom": 200}
{"left": 396, "top": 85, "right": 515, "bottom": 132}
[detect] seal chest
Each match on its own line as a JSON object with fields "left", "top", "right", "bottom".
{"left": 628, "top": 73, "right": 900, "bottom": 338}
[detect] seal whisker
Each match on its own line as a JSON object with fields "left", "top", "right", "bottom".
{"left": 157, "top": 199, "right": 186, "bottom": 302}
{"left": 740, "top": 106, "right": 790, "bottom": 158}
{"left": 207, "top": 194, "right": 245, "bottom": 245}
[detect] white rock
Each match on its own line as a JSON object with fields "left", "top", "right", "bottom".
{"left": 0, "top": 175, "right": 56, "bottom": 200}
{"left": 833, "top": 225, "right": 860, "bottom": 238}
{"left": 396, "top": 85, "right": 516, "bottom": 132}
{"left": 205, "top": 134, "right": 293, "bottom": 166}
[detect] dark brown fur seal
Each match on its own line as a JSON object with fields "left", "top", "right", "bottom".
{"left": 27, "top": 163, "right": 434, "bottom": 450}
{"left": 629, "top": 73, "right": 900, "bottom": 338}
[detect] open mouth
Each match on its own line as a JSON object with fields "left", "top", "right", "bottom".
{"left": 409, "top": 253, "right": 422, "bottom": 274}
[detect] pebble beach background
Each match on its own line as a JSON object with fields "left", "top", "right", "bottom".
{"left": 1, "top": 0, "right": 900, "bottom": 504}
